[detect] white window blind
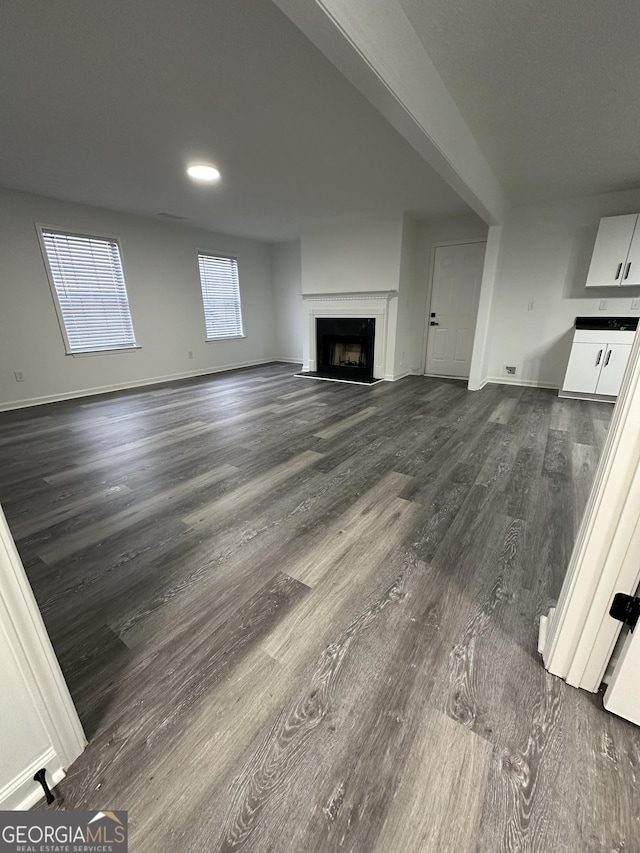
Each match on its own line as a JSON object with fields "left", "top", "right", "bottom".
{"left": 41, "top": 229, "right": 137, "bottom": 353}
{"left": 197, "top": 254, "right": 244, "bottom": 340}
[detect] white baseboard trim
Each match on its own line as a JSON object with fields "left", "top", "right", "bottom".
{"left": 538, "top": 609, "right": 554, "bottom": 655}
{"left": 558, "top": 389, "right": 616, "bottom": 404}
{"left": 271, "top": 357, "right": 303, "bottom": 365}
{"left": 467, "top": 378, "right": 489, "bottom": 391}
{"left": 486, "top": 376, "right": 560, "bottom": 390}
{"left": 387, "top": 369, "right": 412, "bottom": 382}
{"left": 423, "top": 372, "right": 469, "bottom": 382}
{"left": 0, "top": 747, "right": 66, "bottom": 811}
{"left": 0, "top": 359, "right": 280, "bottom": 412}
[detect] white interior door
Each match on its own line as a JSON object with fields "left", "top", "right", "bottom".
{"left": 604, "top": 604, "right": 640, "bottom": 726}
{"left": 425, "top": 242, "right": 486, "bottom": 379}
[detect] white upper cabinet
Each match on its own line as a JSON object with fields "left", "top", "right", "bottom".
{"left": 586, "top": 214, "right": 640, "bottom": 287}
{"left": 623, "top": 221, "right": 640, "bottom": 286}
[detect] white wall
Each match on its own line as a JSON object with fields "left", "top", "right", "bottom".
{"left": 486, "top": 189, "right": 640, "bottom": 388}
{"left": 297, "top": 211, "right": 406, "bottom": 379}
{"left": 410, "top": 212, "right": 489, "bottom": 373}
{"left": 294, "top": 209, "right": 489, "bottom": 380}
{"left": 300, "top": 211, "right": 404, "bottom": 294}
{"left": 0, "top": 188, "right": 275, "bottom": 409}
{"left": 270, "top": 240, "right": 303, "bottom": 363}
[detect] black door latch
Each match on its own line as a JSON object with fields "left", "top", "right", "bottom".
{"left": 610, "top": 592, "right": 640, "bottom": 632}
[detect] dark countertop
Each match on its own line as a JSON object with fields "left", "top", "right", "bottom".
{"left": 575, "top": 316, "right": 639, "bottom": 332}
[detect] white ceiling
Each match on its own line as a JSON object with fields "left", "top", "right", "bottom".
{"left": 399, "top": 0, "right": 640, "bottom": 203}
{"left": 4, "top": 0, "right": 638, "bottom": 239}
{"left": 0, "top": 0, "right": 468, "bottom": 242}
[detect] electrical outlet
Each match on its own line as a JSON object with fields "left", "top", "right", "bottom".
{"left": 631, "top": 298, "right": 640, "bottom": 310}
{"left": 527, "top": 301, "right": 534, "bottom": 311}
{"left": 505, "top": 365, "right": 517, "bottom": 376}
{"left": 599, "top": 300, "right": 608, "bottom": 310}
{"left": 187, "top": 351, "right": 193, "bottom": 359}
{"left": 14, "top": 370, "right": 24, "bottom": 382}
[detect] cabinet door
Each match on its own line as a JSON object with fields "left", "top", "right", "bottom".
{"left": 586, "top": 214, "right": 637, "bottom": 287}
{"left": 562, "top": 342, "right": 605, "bottom": 393}
{"left": 595, "top": 343, "right": 633, "bottom": 396}
{"left": 621, "top": 218, "right": 640, "bottom": 286}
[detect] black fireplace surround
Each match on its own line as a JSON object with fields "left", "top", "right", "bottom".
{"left": 316, "top": 317, "right": 375, "bottom": 382}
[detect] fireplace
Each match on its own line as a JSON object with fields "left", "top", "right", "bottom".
{"left": 316, "top": 317, "right": 376, "bottom": 382}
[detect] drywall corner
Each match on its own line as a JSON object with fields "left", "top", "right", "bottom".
{"left": 469, "top": 224, "right": 502, "bottom": 390}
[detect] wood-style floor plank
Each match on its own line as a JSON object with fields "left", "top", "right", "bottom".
{"left": 0, "top": 363, "right": 637, "bottom": 853}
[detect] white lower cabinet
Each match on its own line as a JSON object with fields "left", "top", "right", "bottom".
{"left": 562, "top": 329, "right": 635, "bottom": 398}
{"left": 563, "top": 342, "right": 607, "bottom": 394}
{"left": 595, "top": 343, "right": 633, "bottom": 395}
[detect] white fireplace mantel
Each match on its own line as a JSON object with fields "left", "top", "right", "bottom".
{"left": 301, "top": 290, "right": 399, "bottom": 302}
{"left": 300, "top": 290, "right": 399, "bottom": 380}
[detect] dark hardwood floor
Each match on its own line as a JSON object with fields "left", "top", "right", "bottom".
{"left": 1, "top": 363, "right": 639, "bottom": 852}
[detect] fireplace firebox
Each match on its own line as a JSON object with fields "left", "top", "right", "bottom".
{"left": 316, "top": 317, "right": 375, "bottom": 382}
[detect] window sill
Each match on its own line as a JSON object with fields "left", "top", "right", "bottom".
{"left": 206, "top": 335, "right": 246, "bottom": 343}
{"left": 68, "top": 346, "right": 142, "bottom": 357}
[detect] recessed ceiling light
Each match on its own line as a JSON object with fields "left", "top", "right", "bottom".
{"left": 187, "top": 164, "right": 221, "bottom": 182}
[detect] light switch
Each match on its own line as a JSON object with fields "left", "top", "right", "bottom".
{"left": 631, "top": 298, "right": 640, "bottom": 310}
{"left": 599, "top": 300, "right": 608, "bottom": 310}
{"left": 527, "top": 301, "right": 534, "bottom": 311}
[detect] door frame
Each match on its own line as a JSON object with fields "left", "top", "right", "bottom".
{"left": 540, "top": 325, "right": 640, "bottom": 691}
{"left": 422, "top": 238, "right": 487, "bottom": 378}
{"left": 0, "top": 505, "right": 85, "bottom": 808}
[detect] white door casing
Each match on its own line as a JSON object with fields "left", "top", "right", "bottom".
{"left": 425, "top": 242, "right": 486, "bottom": 379}
{"left": 0, "top": 505, "right": 85, "bottom": 809}
{"left": 540, "top": 326, "right": 640, "bottom": 692}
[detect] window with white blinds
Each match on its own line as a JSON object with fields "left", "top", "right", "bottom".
{"left": 197, "top": 253, "right": 244, "bottom": 340}
{"left": 41, "top": 229, "right": 137, "bottom": 354}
